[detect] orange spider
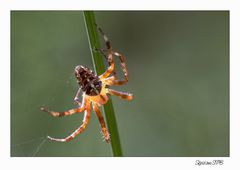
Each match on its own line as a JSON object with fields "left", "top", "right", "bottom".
{"left": 41, "top": 25, "right": 133, "bottom": 143}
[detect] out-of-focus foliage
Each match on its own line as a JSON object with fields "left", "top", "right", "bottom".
{"left": 11, "top": 11, "right": 229, "bottom": 156}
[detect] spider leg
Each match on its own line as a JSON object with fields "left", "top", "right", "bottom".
{"left": 100, "top": 51, "right": 129, "bottom": 86}
{"left": 96, "top": 25, "right": 129, "bottom": 84}
{"left": 95, "top": 24, "right": 115, "bottom": 79}
{"left": 106, "top": 88, "right": 133, "bottom": 100}
{"left": 112, "top": 51, "right": 129, "bottom": 84}
{"left": 92, "top": 103, "right": 110, "bottom": 143}
{"left": 74, "top": 88, "right": 82, "bottom": 106}
{"left": 41, "top": 94, "right": 86, "bottom": 117}
{"left": 94, "top": 47, "right": 118, "bottom": 80}
{"left": 99, "top": 54, "right": 114, "bottom": 79}
{"left": 96, "top": 24, "right": 112, "bottom": 50}
{"left": 93, "top": 48, "right": 108, "bottom": 60}
{"left": 47, "top": 102, "right": 91, "bottom": 142}
{"left": 95, "top": 48, "right": 118, "bottom": 80}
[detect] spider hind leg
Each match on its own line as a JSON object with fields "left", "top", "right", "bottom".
{"left": 92, "top": 103, "right": 110, "bottom": 143}
{"left": 47, "top": 103, "right": 91, "bottom": 142}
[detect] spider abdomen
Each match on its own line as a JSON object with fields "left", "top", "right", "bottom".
{"left": 75, "top": 65, "right": 102, "bottom": 96}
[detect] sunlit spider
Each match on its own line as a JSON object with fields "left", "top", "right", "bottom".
{"left": 41, "top": 25, "right": 133, "bottom": 143}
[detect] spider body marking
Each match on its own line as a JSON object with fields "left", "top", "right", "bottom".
{"left": 75, "top": 65, "right": 102, "bottom": 96}
{"left": 41, "top": 25, "right": 133, "bottom": 143}
{"left": 75, "top": 65, "right": 108, "bottom": 106}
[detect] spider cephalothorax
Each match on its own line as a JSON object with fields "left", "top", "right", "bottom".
{"left": 41, "top": 25, "right": 132, "bottom": 143}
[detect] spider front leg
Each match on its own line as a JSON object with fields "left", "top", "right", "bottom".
{"left": 48, "top": 102, "right": 91, "bottom": 142}
{"left": 99, "top": 53, "right": 114, "bottom": 79}
{"left": 96, "top": 24, "right": 112, "bottom": 51}
{"left": 104, "top": 51, "right": 129, "bottom": 86}
{"left": 97, "top": 51, "right": 128, "bottom": 87}
{"left": 95, "top": 48, "right": 118, "bottom": 80}
{"left": 93, "top": 48, "right": 108, "bottom": 60}
{"left": 96, "top": 25, "right": 129, "bottom": 85}
{"left": 92, "top": 103, "right": 110, "bottom": 143}
{"left": 41, "top": 94, "right": 86, "bottom": 117}
{"left": 106, "top": 88, "right": 133, "bottom": 101}
{"left": 95, "top": 25, "right": 115, "bottom": 79}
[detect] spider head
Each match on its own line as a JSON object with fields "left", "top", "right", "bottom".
{"left": 74, "top": 65, "right": 102, "bottom": 96}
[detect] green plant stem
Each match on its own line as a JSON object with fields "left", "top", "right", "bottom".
{"left": 83, "top": 11, "right": 123, "bottom": 157}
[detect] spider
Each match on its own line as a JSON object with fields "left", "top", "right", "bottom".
{"left": 41, "top": 25, "right": 133, "bottom": 143}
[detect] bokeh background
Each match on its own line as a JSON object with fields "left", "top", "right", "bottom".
{"left": 11, "top": 11, "right": 229, "bottom": 157}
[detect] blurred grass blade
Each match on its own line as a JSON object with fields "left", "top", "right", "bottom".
{"left": 83, "top": 11, "right": 123, "bottom": 157}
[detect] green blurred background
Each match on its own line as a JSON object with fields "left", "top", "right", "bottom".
{"left": 11, "top": 11, "right": 229, "bottom": 157}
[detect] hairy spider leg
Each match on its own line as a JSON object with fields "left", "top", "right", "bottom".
{"left": 106, "top": 88, "right": 133, "bottom": 101}
{"left": 41, "top": 95, "right": 86, "bottom": 117}
{"left": 103, "top": 51, "right": 129, "bottom": 86}
{"left": 96, "top": 24, "right": 112, "bottom": 51}
{"left": 47, "top": 102, "right": 91, "bottom": 142}
{"left": 92, "top": 103, "right": 110, "bottom": 143}
{"left": 95, "top": 25, "right": 129, "bottom": 86}
{"left": 93, "top": 48, "right": 108, "bottom": 59}
{"left": 99, "top": 55, "right": 114, "bottom": 79}
{"left": 95, "top": 24, "right": 117, "bottom": 80}
{"left": 95, "top": 48, "right": 128, "bottom": 86}
{"left": 94, "top": 47, "right": 118, "bottom": 79}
